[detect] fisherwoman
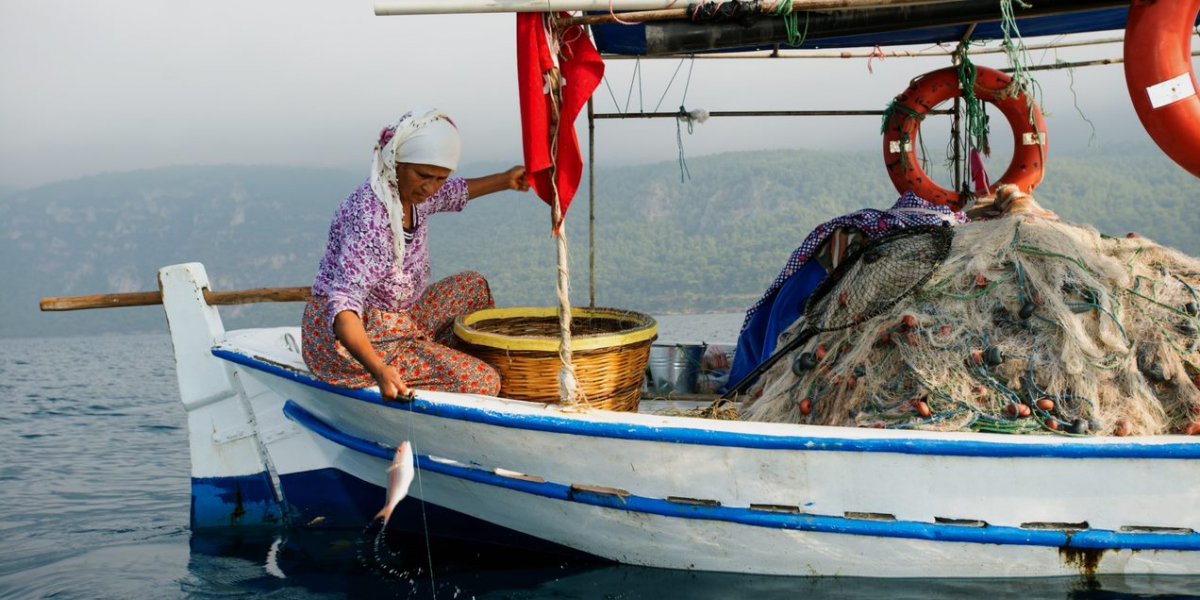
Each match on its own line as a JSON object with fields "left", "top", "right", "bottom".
{"left": 302, "top": 108, "right": 530, "bottom": 401}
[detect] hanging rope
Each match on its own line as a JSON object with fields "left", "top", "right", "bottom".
{"left": 545, "top": 14, "right": 582, "bottom": 405}
{"left": 674, "top": 106, "right": 709, "bottom": 182}
{"left": 998, "top": 0, "right": 1043, "bottom": 122}
{"left": 879, "top": 101, "right": 928, "bottom": 175}
{"left": 954, "top": 44, "right": 991, "bottom": 156}
{"left": 672, "top": 57, "right": 701, "bottom": 182}
{"left": 1061, "top": 51, "right": 1098, "bottom": 147}
{"left": 774, "top": 0, "right": 811, "bottom": 47}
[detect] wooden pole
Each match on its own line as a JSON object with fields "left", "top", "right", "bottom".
{"left": 558, "top": 0, "right": 960, "bottom": 27}
{"left": 592, "top": 108, "right": 954, "bottom": 119}
{"left": 40, "top": 286, "right": 312, "bottom": 312}
{"left": 1000, "top": 54, "right": 1200, "bottom": 73}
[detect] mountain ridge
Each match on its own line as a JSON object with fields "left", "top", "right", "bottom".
{"left": 4, "top": 146, "right": 1198, "bottom": 338}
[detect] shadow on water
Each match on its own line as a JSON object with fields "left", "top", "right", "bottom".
{"left": 186, "top": 529, "right": 1200, "bottom": 600}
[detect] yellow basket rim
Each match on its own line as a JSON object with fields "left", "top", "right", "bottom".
{"left": 454, "top": 306, "right": 658, "bottom": 352}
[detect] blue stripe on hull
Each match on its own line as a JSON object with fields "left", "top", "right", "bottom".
{"left": 191, "top": 467, "right": 597, "bottom": 559}
{"left": 283, "top": 400, "right": 1200, "bottom": 553}
{"left": 280, "top": 468, "right": 596, "bottom": 559}
{"left": 191, "top": 472, "right": 283, "bottom": 528}
{"left": 214, "top": 349, "right": 1200, "bottom": 460}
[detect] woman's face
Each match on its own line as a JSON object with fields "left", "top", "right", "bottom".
{"left": 395, "top": 162, "right": 452, "bottom": 205}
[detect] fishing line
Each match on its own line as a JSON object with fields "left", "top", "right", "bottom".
{"left": 406, "top": 399, "right": 438, "bottom": 599}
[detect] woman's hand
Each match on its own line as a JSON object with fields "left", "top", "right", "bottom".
{"left": 466, "top": 166, "right": 530, "bottom": 199}
{"left": 333, "top": 310, "right": 414, "bottom": 401}
{"left": 372, "top": 364, "right": 414, "bottom": 402}
{"left": 503, "top": 166, "right": 531, "bottom": 192}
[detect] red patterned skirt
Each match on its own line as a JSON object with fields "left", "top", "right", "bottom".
{"left": 301, "top": 271, "right": 500, "bottom": 395}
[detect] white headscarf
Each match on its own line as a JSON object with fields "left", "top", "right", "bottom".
{"left": 369, "top": 108, "right": 461, "bottom": 275}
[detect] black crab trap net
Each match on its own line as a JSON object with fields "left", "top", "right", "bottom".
{"left": 739, "top": 216, "right": 1200, "bottom": 437}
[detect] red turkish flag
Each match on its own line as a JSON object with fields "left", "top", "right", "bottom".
{"left": 517, "top": 13, "right": 604, "bottom": 231}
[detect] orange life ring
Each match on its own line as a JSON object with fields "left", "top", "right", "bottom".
{"left": 1124, "top": 0, "right": 1200, "bottom": 178}
{"left": 882, "top": 66, "right": 1047, "bottom": 210}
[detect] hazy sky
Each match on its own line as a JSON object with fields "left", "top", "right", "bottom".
{"left": 1, "top": 1, "right": 1192, "bottom": 189}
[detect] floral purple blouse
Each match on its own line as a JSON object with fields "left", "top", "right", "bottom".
{"left": 311, "top": 177, "right": 470, "bottom": 328}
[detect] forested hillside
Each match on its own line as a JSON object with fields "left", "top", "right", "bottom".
{"left": 2, "top": 147, "right": 1197, "bottom": 338}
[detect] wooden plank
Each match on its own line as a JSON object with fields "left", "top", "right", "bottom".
{"left": 204, "top": 286, "right": 311, "bottom": 306}
{"left": 40, "top": 286, "right": 312, "bottom": 312}
{"left": 39, "top": 291, "right": 163, "bottom": 311}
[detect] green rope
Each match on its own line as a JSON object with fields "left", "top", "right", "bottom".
{"left": 954, "top": 48, "right": 991, "bottom": 156}
{"left": 1014, "top": 245, "right": 1095, "bottom": 275}
{"left": 775, "top": 0, "right": 810, "bottom": 48}
{"left": 999, "top": 0, "right": 1044, "bottom": 125}
{"left": 1126, "top": 287, "right": 1196, "bottom": 319}
{"left": 880, "top": 100, "right": 925, "bottom": 136}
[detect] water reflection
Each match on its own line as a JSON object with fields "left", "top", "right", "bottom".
{"left": 186, "top": 529, "right": 1200, "bottom": 599}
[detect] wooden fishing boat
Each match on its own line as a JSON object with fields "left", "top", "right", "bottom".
{"left": 156, "top": 261, "right": 1199, "bottom": 578}
{"left": 41, "top": 0, "right": 1200, "bottom": 579}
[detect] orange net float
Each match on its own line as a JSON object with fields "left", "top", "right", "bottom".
{"left": 881, "top": 66, "right": 1047, "bottom": 210}
{"left": 1124, "top": 0, "right": 1200, "bottom": 179}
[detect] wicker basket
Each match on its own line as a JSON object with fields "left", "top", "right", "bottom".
{"left": 453, "top": 307, "right": 658, "bottom": 411}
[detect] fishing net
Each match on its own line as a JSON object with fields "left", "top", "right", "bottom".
{"left": 724, "top": 226, "right": 953, "bottom": 397}
{"left": 805, "top": 225, "right": 953, "bottom": 333}
{"left": 739, "top": 215, "right": 1200, "bottom": 437}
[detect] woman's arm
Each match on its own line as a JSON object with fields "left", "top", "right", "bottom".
{"left": 333, "top": 310, "right": 412, "bottom": 401}
{"left": 465, "top": 166, "right": 530, "bottom": 200}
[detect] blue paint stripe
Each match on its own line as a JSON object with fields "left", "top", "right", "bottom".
{"left": 215, "top": 348, "right": 1200, "bottom": 459}
{"left": 191, "top": 472, "right": 284, "bottom": 528}
{"left": 281, "top": 400, "right": 1200, "bottom": 552}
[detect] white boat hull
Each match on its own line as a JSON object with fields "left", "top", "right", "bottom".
{"left": 160, "top": 263, "right": 1200, "bottom": 578}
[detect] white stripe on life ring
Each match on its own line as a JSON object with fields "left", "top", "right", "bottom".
{"left": 1147, "top": 73, "right": 1197, "bottom": 109}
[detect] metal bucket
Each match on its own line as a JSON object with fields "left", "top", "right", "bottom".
{"left": 645, "top": 343, "right": 706, "bottom": 394}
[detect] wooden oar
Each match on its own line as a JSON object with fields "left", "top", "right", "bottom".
{"left": 40, "top": 286, "right": 312, "bottom": 312}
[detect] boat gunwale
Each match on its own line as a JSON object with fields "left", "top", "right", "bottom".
{"left": 212, "top": 345, "right": 1200, "bottom": 459}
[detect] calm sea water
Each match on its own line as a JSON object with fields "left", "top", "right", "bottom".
{"left": 2, "top": 329, "right": 1199, "bottom": 599}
